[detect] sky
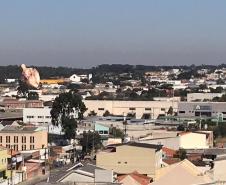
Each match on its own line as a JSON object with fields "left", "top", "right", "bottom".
{"left": 0, "top": 0, "right": 226, "bottom": 68}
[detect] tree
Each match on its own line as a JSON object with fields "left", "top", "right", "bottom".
{"left": 88, "top": 110, "right": 97, "bottom": 116}
{"left": 167, "top": 106, "right": 174, "bottom": 115}
{"left": 103, "top": 110, "right": 111, "bottom": 117}
{"left": 27, "top": 91, "right": 39, "bottom": 100}
{"left": 50, "top": 91, "right": 87, "bottom": 139}
{"left": 177, "top": 149, "right": 187, "bottom": 160}
{"left": 109, "top": 127, "right": 125, "bottom": 139}
{"left": 17, "top": 80, "right": 29, "bottom": 97}
{"left": 79, "top": 131, "right": 102, "bottom": 154}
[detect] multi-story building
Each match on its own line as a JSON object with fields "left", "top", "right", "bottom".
{"left": 0, "top": 126, "right": 47, "bottom": 151}
{"left": 96, "top": 143, "right": 162, "bottom": 179}
{"left": 84, "top": 100, "right": 178, "bottom": 119}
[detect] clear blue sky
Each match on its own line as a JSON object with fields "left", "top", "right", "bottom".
{"left": 0, "top": 0, "right": 226, "bottom": 68}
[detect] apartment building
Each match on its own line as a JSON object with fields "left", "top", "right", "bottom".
{"left": 84, "top": 100, "right": 178, "bottom": 119}
{"left": 0, "top": 126, "right": 48, "bottom": 151}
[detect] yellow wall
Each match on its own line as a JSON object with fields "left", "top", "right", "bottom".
{"left": 0, "top": 130, "right": 48, "bottom": 151}
{"left": 96, "top": 145, "right": 160, "bottom": 178}
{"left": 40, "top": 79, "right": 65, "bottom": 84}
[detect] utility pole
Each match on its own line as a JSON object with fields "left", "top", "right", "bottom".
{"left": 10, "top": 146, "right": 13, "bottom": 185}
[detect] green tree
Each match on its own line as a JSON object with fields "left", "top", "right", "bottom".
{"left": 177, "top": 149, "right": 187, "bottom": 160}
{"left": 167, "top": 106, "right": 174, "bottom": 115}
{"left": 17, "top": 80, "right": 29, "bottom": 97}
{"left": 79, "top": 131, "right": 102, "bottom": 154}
{"left": 109, "top": 127, "right": 125, "bottom": 139}
{"left": 88, "top": 110, "right": 97, "bottom": 116}
{"left": 103, "top": 110, "right": 111, "bottom": 117}
{"left": 27, "top": 91, "right": 39, "bottom": 100}
{"left": 50, "top": 91, "right": 87, "bottom": 139}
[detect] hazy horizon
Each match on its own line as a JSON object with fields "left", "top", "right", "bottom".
{"left": 1, "top": 1, "right": 226, "bottom": 68}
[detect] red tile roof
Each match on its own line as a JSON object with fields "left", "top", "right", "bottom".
{"left": 118, "top": 171, "right": 152, "bottom": 185}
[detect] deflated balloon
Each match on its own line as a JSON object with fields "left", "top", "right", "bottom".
{"left": 21, "top": 64, "right": 40, "bottom": 89}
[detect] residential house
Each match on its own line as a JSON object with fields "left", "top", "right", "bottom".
{"left": 96, "top": 142, "right": 162, "bottom": 178}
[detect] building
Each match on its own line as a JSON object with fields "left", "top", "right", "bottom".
{"left": 84, "top": 100, "right": 178, "bottom": 119}
{"left": 139, "top": 131, "right": 213, "bottom": 150}
{"left": 94, "top": 123, "right": 109, "bottom": 137}
{"left": 117, "top": 171, "right": 152, "bottom": 185}
{"left": 187, "top": 93, "right": 223, "bottom": 102}
{"left": 0, "top": 126, "right": 48, "bottom": 151}
{"left": 0, "top": 99, "right": 43, "bottom": 109}
{"left": 153, "top": 159, "right": 212, "bottom": 185}
{"left": 23, "top": 107, "right": 52, "bottom": 124}
{"left": 178, "top": 102, "right": 226, "bottom": 121}
{"left": 0, "top": 146, "right": 9, "bottom": 180}
{"left": 96, "top": 143, "right": 162, "bottom": 178}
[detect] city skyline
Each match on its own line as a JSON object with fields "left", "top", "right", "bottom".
{"left": 0, "top": 0, "right": 226, "bottom": 68}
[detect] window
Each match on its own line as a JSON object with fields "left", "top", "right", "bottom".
{"left": 22, "top": 136, "right": 26, "bottom": 143}
{"left": 145, "top": 108, "right": 152, "bottom": 111}
{"left": 6, "top": 136, "right": 10, "bottom": 143}
{"left": 98, "top": 108, "right": 104, "bottom": 111}
{"left": 179, "top": 111, "right": 185, "bottom": 114}
{"left": 99, "top": 131, "right": 103, "bottom": 134}
{"left": 38, "top": 116, "right": 44, "bottom": 118}
{"left": 104, "top": 131, "right": 108, "bottom": 134}
{"left": 6, "top": 144, "right": 10, "bottom": 149}
{"left": 13, "top": 145, "right": 18, "bottom": 151}
{"left": 129, "top": 107, "right": 136, "bottom": 110}
{"left": 0, "top": 136, "right": 2, "bottom": 143}
{"left": 22, "top": 145, "right": 26, "bottom": 151}
{"left": 30, "top": 136, "right": 34, "bottom": 143}
{"left": 45, "top": 116, "right": 51, "bottom": 119}
{"left": 161, "top": 108, "right": 165, "bottom": 111}
{"left": 30, "top": 145, "right": 34, "bottom": 150}
{"left": 222, "top": 112, "right": 226, "bottom": 114}
{"left": 14, "top": 136, "right": 18, "bottom": 143}
{"left": 27, "top": 116, "right": 34, "bottom": 118}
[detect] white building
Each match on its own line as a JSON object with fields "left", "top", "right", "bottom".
{"left": 23, "top": 107, "right": 52, "bottom": 124}
{"left": 187, "top": 93, "right": 223, "bottom": 102}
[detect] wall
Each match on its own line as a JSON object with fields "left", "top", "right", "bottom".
{"left": 96, "top": 145, "right": 159, "bottom": 178}
{"left": 179, "top": 133, "right": 208, "bottom": 149}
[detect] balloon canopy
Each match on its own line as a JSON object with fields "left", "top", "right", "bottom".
{"left": 21, "top": 64, "right": 40, "bottom": 89}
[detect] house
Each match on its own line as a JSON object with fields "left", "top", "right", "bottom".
{"left": 94, "top": 123, "right": 109, "bottom": 138}
{"left": 96, "top": 142, "right": 162, "bottom": 178}
{"left": 139, "top": 131, "right": 213, "bottom": 150}
{"left": 179, "top": 132, "right": 212, "bottom": 149}
{"left": 49, "top": 163, "right": 115, "bottom": 184}
{"left": 153, "top": 159, "right": 212, "bottom": 185}
{"left": 117, "top": 171, "right": 152, "bottom": 185}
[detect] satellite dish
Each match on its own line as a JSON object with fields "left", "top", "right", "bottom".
{"left": 21, "top": 64, "right": 40, "bottom": 89}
